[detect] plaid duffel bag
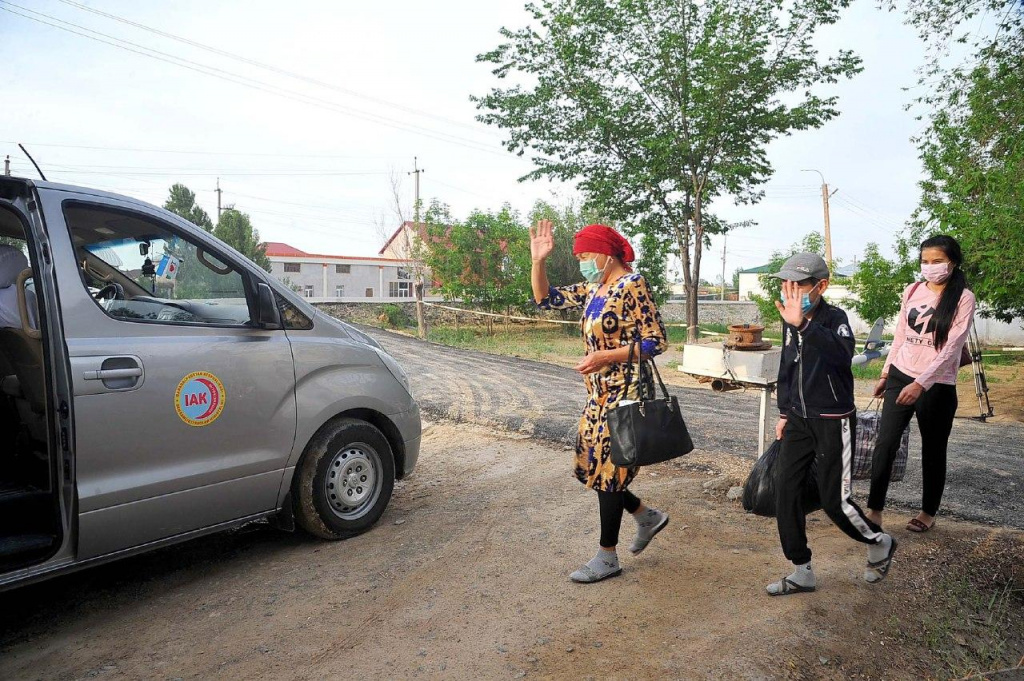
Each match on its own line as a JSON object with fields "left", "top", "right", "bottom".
{"left": 853, "top": 408, "right": 910, "bottom": 482}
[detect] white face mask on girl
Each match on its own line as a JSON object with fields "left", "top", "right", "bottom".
{"left": 921, "top": 262, "right": 952, "bottom": 284}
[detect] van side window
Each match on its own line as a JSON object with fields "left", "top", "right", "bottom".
{"left": 275, "top": 293, "right": 313, "bottom": 330}
{"left": 63, "top": 203, "right": 254, "bottom": 327}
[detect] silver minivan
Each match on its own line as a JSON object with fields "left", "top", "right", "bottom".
{"left": 0, "top": 176, "right": 420, "bottom": 591}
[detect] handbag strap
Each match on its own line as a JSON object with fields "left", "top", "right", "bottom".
{"left": 621, "top": 331, "right": 671, "bottom": 402}
{"left": 908, "top": 281, "right": 923, "bottom": 301}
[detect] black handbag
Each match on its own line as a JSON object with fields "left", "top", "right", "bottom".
{"left": 608, "top": 339, "right": 694, "bottom": 467}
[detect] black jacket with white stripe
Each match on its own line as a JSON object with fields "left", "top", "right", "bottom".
{"left": 777, "top": 298, "right": 857, "bottom": 420}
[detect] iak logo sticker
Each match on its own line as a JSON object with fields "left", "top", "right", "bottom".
{"left": 174, "top": 371, "right": 226, "bottom": 427}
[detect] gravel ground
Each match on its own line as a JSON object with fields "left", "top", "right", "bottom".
{"left": 365, "top": 325, "right": 1024, "bottom": 530}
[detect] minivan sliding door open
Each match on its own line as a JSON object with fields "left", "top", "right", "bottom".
{"left": 0, "top": 204, "right": 62, "bottom": 572}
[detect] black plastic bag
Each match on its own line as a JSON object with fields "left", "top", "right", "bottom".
{"left": 742, "top": 440, "right": 822, "bottom": 518}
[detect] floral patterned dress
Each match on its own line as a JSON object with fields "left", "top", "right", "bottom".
{"left": 538, "top": 273, "right": 668, "bottom": 492}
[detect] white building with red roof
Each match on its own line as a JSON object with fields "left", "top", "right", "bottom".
{"left": 265, "top": 241, "right": 421, "bottom": 301}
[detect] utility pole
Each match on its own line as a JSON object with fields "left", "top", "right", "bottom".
{"left": 3, "top": 156, "right": 9, "bottom": 176}
{"left": 720, "top": 232, "right": 727, "bottom": 301}
{"left": 215, "top": 177, "right": 223, "bottom": 222}
{"left": 408, "top": 157, "right": 427, "bottom": 339}
{"left": 802, "top": 169, "right": 837, "bottom": 268}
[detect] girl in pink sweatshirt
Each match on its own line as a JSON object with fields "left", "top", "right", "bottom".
{"left": 867, "top": 235, "right": 975, "bottom": 533}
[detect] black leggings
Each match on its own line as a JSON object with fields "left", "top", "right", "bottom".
{"left": 597, "top": 489, "right": 642, "bottom": 548}
{"left": 868, "top": 365, "right": 958, "bottom": 516}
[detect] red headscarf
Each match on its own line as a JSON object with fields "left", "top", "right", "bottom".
{"left": 572, "top": 224, "right": 636, "bottom": 268}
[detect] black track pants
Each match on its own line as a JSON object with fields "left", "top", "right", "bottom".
{"left": 596, "top": 489, "right": 641, "bottom": 548}
{"left": 868, "top": 366, "right": 958, "bottom": 516}
{"left": 776, "top": 413, "right": 883, "bottom": 565}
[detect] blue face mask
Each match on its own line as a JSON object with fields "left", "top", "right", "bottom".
{"left": 579, "top": 257, "right": 606, "bottom": 283}
{"left": 780, "top": 288, "right": 819, "bottom": 315}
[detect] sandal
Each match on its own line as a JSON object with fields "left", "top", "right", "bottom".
{"left": 569, "top": 564, "right": 622, "bottom": 584}
{"left": 766, "top": 577, "right": 816, "bottom": 596}
{"left": 906, "top": 517, "right": 935, "bottom": 533}
{"left": 865, "top": 536, "right": 899, "bottom": 583}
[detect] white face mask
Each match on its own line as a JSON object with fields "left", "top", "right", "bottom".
{"left": 921, "top": 262, "right": 952, "bottom": 284}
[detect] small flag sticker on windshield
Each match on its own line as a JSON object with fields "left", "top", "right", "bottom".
{"left": 156, "top": 254, "right": 181, "bottom": 280}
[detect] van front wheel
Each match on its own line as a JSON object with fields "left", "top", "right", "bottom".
{"left": 293, "top": 418, "right": 396, "bottom": 539}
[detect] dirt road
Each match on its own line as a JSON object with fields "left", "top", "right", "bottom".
{"left": 365, "top": 326, "right": 1024, "bottom": 530}
{"left": 1, "top": 421, "right": 1020, "bottom": 680}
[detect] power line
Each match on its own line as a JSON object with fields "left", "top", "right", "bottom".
{"left": 0, "top": 140, "right": 402, "bottom": 159}
{"left": 830, "top": 195, "right": 906, "bottom": 231}
{"left": 0, "top": 2, "right": 511, "bottom": 158}
{"left": 55, "top": 0, "right": 498, "bottom": 137}
{"left": 834, "top": 191, "right": 910, "bottom": 227}
{"left": 14, "top": 161, "right": 389, "bottom": 172}
{"left": 34, "top": 168, "right": 389, "bottom": 177}
{"left": 830, "top": 199, "right": 903, "bottom": 238}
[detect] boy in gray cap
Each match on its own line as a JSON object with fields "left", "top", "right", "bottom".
{"left": 766, "top": 252, "right": 897, "bottom": 595}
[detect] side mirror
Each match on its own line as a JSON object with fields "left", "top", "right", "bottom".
{"left": 256, "top": 282, "right": 281, "bottom": 329}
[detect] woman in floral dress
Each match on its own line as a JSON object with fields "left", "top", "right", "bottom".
{"left": 531, "top": 220, "right": 670, "bottom": 583}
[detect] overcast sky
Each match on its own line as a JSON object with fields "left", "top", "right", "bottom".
{"left": 2, "top": 0, "right": 933, "bottom": 277}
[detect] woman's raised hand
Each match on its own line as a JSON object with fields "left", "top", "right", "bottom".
{"left": 529, "top": 219, "right": 556, "bottom": 263}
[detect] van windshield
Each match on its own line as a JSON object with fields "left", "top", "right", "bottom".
{"left": 83, "top": 236, "right": 239, "bottom": 299}
{"left": 65, "top": 203, "right": 253, "bottom": 326}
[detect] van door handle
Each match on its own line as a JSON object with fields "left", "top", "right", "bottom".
{"left": 83, "top": 368, "right": 143, "bottom": 381}
{"left": 81, "top": 356, "right": 145, "bottom": 391}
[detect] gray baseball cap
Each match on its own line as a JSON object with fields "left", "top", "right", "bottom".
{"left": 773, "top": 252, "right": 829, "bottom": 281}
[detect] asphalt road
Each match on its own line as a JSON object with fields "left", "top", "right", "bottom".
{"left": 365, "top": 326, "right": 1024, "bottom": 530}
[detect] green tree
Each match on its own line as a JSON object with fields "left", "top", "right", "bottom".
{"left": 915, "top": 51, "right": 1024, "bottom": 321}
{"left": 421, "top": 201, "right": 532, "bottom": 331}
{"left": 629, "top": 228, "right": 672, "bottom": 306}
{"left": 164, "top": 183, "right": 213, "bottom": 231}
{"left": 527, "top": 200, "right": 589, "bottom": 288}
{"left": 474, "top": 0, "right": 862, "bottom": 341}
{"left": 889, "top": 0, "right": 1024, "bottom": 321}
{"left": 214, "top": 208, "right": 271, "bottom": 272}
{"left": 751, "top": 232, "right": 826, "bottom": 324}
{"left": 846, "top": 240, "right": 919, "bottom": 325}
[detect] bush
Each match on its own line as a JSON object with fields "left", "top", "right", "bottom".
{"left": 378, "top": 303, "right": 411, "bottom": 329}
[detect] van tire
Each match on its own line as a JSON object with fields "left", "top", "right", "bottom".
{"left": 292, "top": 417, "right": 395, "bottom": 540}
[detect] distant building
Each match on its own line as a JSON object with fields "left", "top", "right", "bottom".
{"left": 737, "top": 264, "right": 776, "bottom": 300}
{"left": 265, "top": 242, "right": 425, "bottom": 301}
{"left": 738, "top": 262, "right": 855, "bottom": 300}
{"left": 378, "top": 221, "right": 426, "bottom": 260}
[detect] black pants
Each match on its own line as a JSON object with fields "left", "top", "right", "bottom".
{"left": 777, "top": 413, "right": 883, "bottom": 565}
{"left": 596, "top": 489, "right": 641, "bottom": 548}
{"left": 868, "top": 365, "right": 958, "bottom": 516}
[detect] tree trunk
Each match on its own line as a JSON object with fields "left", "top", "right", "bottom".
{"left": 689, "top": 192, "right": 704, "bottom": 343}
{"left": 415, "top": 281, "right": 427, "bottom": 339}
{"left": 671, "top": 197, "right": 698, "bottom": 344}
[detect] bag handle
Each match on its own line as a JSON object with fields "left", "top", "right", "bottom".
{"left": 622, "top": 333, "right": 670, "bottom": 402}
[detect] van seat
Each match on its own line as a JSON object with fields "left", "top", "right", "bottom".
{"left": 0, "top": 325, "right": 44, "bottom": 414}
{"left": 1, "top": 373, "right": 21, "bottom": 398}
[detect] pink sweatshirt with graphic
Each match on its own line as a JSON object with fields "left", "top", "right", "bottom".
{"left": 883, "top": 282, "right": 976, "bottom": 390}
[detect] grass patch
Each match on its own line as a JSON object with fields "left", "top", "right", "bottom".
{"left": 880, "top": 532, "right": 1024, "bottom": 680}
{"left": 917, "top": 573, "right": 1024, "bottom": 677}
{"left": 667, "top": 326, "right": 689, "bottom": 344}
{"left": 426, "top": 325, "right": 571, "bottom": 360}
{"left": 699, "top": 322, "right": 731, "bottom": 336}
{"left": 979, "top": 352, "right": 1024, "bottom": 367}
{"left": 851, "top": 362, "right": 884, "bottom": 380}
